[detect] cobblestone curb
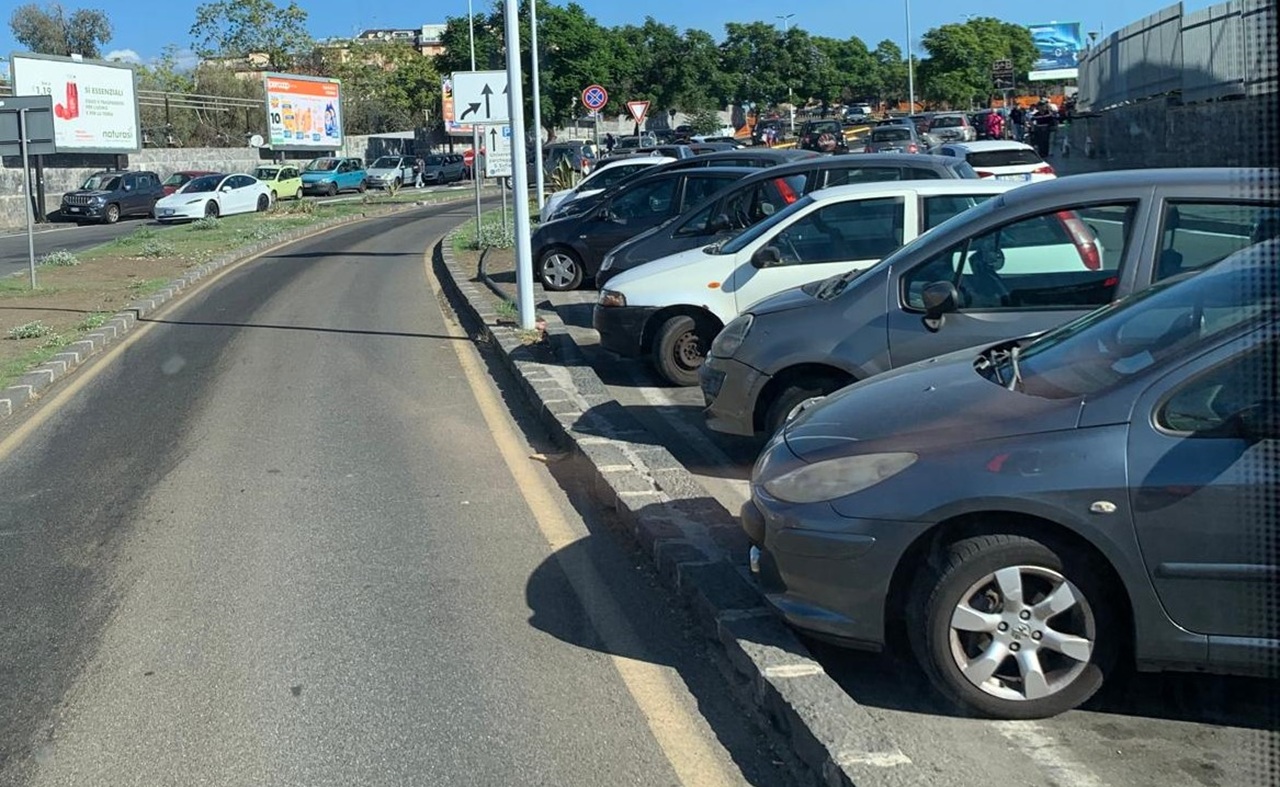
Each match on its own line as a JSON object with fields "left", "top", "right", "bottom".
{"left": 436, "top": 229, "right": 912, "bottom": 787}
{"left": 0, "top": 199, "right": 463, "bottom": 421}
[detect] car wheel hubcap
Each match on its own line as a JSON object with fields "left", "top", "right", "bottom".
{"left": 948, "top": 565, "right": 1094, "bottom": 702}
{"left": 541, "top": 254, "right": 576, "bottom": 288}
{"left": 673, "top": 330, "right": 704, "bottom": 370}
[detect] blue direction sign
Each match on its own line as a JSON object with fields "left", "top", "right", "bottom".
{"left": 581, "top": 84, "right": 608, "bottom": 112}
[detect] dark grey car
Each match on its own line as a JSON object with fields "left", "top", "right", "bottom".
{"left": 742, "top": 241, "right": 1278, "bottom": 718}
{"left": 863, "top": 125, "right": 934, "bottom": 154}
{"left": 596, "top": 153, "right": 980, "bottom": 288}
{"left": 700, "top": 168, "right": 1278, "bottom": 437}
{"left": 422, "top": 154, "right": 465, "bottom": 185}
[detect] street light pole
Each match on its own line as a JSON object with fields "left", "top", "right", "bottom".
{"left": 905, "top": 0, "right": 916, "bottom": 113}
{"left": 468, "top": 0, "right": 482, "bottom": 233}
{"left": 530, "top": 0, "right": 546, "bottom": 211}
{"left": 502, "top": 0, "right": 536, "bottom": 331}
{"left": 777, "top": 14, "right": 795, "bottom": 132}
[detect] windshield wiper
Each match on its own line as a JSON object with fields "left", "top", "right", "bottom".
{"left": 1005, "top": 344, "right": 1024, "bottom": 392}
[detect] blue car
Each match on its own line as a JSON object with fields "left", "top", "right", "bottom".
{"left": 301, "top": 157, "right": 368, "bottom": 196}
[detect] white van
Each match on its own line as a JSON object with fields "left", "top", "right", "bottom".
{"left": 594, "top": 181, "right": 1050, "bottom": 385}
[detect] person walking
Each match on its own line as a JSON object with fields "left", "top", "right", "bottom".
{"left": 1009, "top": 105, "right": 1025, "bottom": 142}
{"left": 604, "top": 132, "right": 616, "bottom": 153}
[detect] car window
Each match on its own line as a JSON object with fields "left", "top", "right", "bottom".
{"left": 1155, "top": 201, "right": 1277, "bottom": 282}
{"left": 682, "top": 175, "right": 736, "bottom": 212}
{"left": 771, "top": 197, "right": 904, "bottom": 264}
{"left": 824, "top": 167, "right": 903, "bottom": 186}
{"left": 966, "top": 148, "right": 1045, "bottom": 168}
{"left": 1159, "top": 343, "right": 1276, "bottom": 434}
{"left": 610, "top": 178, "right": 677, "bottom": 219}
{"left": 255, "top": 168, "right": 279, "bottom": 180}
{"left": 902, "top": 202, "right": 1138, "bottom": 311}
{"left": 872, "top": 128, "right": 913, "bottom": 142}
{"left": 907, "top": 167, "right": 943, "bottom": 180}
{"left": 162, "top": 173, "right": 190, "bottom": 187}
{"left": 922, "top": 194, "right": 998, "bottom": 231}
{"left": 185, "top": 176, "right": 221, "bottom": 193}
{"left": 701, "top": 176, "right": 806, "bottom": 234}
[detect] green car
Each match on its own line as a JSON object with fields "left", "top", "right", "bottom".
{"left": 253, "top": 165, "right": 303, "bottom": 202}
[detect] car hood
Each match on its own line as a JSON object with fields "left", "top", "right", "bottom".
{"left": 366, "top": 167, "right": 399, "bottom": 176}
{"left": 742, "top": 281, "right": 823, "bottom": 317}
{"left": 782, "top": 343, "right": 1082, "bottom": 463}
{"left": 301, "top": 171, "right": 336, "bottom": 180}
{"left": 65, "top": 190, "right": 113, "bottom": 198}
{"left": 603, "top": 245, "right": 716, "bottom": 291}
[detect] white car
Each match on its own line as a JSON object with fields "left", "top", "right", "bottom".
{"left": 595, "top": 181, "right": 1027, "bottom": 385}
{"left": 154, "top": 173, "right": 274, "bottom": 222}
{"left": 938, "top": 140, "right": 1057, "bottom": 183}
{"left": 539, "top": 156, "right": 675, "bottom": 222}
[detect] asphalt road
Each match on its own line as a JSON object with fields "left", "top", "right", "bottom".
{"left": 0, "top": 204, "right": 796, "bottom": 786}
{"left": 539, "top": 285, "right": 1278, "bottom": 787}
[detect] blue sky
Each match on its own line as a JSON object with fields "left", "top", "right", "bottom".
{"left": 1, "top": 0, "right": 1211, "bottom": 72}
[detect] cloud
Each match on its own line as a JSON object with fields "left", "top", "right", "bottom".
{"left": 171, "top": 49, "right": 201, "bottom": 70}
{"left": 105, "top": 49, "right": 141, "bottom": 63}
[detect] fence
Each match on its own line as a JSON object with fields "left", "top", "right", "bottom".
{"left": 1077, "top": 0, "right": 1278, "bottom": 111}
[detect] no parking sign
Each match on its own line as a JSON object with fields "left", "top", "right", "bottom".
{"left": 581, "top": 85, "right": 608, "bottom": 113}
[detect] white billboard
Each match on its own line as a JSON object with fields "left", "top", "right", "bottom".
{"left": 10, "top": 53, "right": 141, "bottom": 154}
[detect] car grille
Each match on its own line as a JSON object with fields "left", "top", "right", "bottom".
{"left": 64, "top": 194, "right": 96, "bottom": 206}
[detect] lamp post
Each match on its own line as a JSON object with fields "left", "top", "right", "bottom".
{"left": 905, "top": 0, "right": 915, "bottom": 113}
{"left": 776, "top": 14, "right": 795, "bottom": 132}
{"left": 530, "top": 0, "right": 545, "bottom": 211}
{"left": 468, "top": 0, "right": 481, "bottom": 232}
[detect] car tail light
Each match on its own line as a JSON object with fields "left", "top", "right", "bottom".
{"left": 1056, "top": 210, "right": 1102, "bottom": 271}
{"left": 1033, "top": 165, "right": 1055, "bottom": 175}
{"left": 907, "top": 144, "right": 919, "bottom": 153}
{"left": 976, "top": 170, "right": 995, "bottom": 178}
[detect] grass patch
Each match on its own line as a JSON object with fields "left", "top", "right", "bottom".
{"left": 0, "top": 344, "right": 65, "bottom": 386}
{"left": 8, "top": 320, "right": 55, "bottom": 340}
{"left": 113, "top": 227, "right": 158, "bottom": 246}
{"left": 0, "top": 279, "right": 60, "bottom": 298}
{"left": 191, "top": 216, "right": 222, "bottom": 231}
{"left": 127, "top": 277, "right": 171, "bottom": 296}
{"left": 75, "top": 312, "right": 110, "bottom": 331}
{"left": 495, "top": 299, "right": 518, "bottom": 319}
{"left": 39, "top": 250, "right": 81, "bottom": 267}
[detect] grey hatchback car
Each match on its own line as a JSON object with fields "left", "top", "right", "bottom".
{"left": 701, "top": 168, "right": 1279, "bottom": 437}
{"left": 742, "top": 241, "right": 1278, "bottom": 718}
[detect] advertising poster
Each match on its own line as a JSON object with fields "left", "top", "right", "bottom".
{"left": 264, "top": 73, "right": 343, "bottom": 150}
{"left": 442, "top": 75, "right": 473, "bottom": 136}
{"left": 10, "top": 53, "right": 141, "bottom": 153}
{"left": 1027, "top": 22, "right": 1085, "bottom": 81}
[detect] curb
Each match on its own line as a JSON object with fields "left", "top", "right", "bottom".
{"left": 0, "top": 198, "right": 467, "bottom": 421}
{"left": 436, "top": 231, "right": 912, "bottom": 787}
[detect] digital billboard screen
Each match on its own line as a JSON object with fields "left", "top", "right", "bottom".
{"left": 1028, "top": 22, "right": 1085, "bottom": 81}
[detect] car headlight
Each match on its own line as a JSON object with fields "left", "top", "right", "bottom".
{"left": 599, "top": 253, "right": 615, "bottom": 271}
{"left": 598, "top": 290, "right": 627, "bottom": 308}
{"left": 761, "top": 452, "right": 917, "bottom": 504}
{"left": 710, "top": 314, "right": 753, "bottom": 358}
{"left": 91, "top": 196, "right": 105, "bottom": 205}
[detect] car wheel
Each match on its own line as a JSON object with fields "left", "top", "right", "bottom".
{"left": 357, "top": 181, "right": 366, "bottom": 193}
{"left": 908, "top": 534, "right": 1114, "bottom": 719}
{"left": 763, "top": 378, "right": 846, "bottom": 436}
{"left": 205, "top": 201, "right": 220, "bottom": 219}
{"left": 257, "top": 193, "right": 271, "bottom": 212}
{"left": 105, "top": 204, "right": 121, "bottom": 224}
{"left": 537, "top": 247, "right": 583, "bottom": 291}
{"left": 654, "top": 314, "right": 711, "bottom": 387}
{"left": 327, "top": 183, "right": 338, "bottom": 197}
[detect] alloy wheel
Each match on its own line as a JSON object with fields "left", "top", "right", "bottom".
{"left": 540, "top": 252, "right": 578, "bottom": 290}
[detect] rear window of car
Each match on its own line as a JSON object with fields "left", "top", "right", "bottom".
{"left": 872, "top": 128, "right": 913, "bottom": 142}
{"left": 965, "top": 148, "right": 1045, "bottom": 168}
{"left": 931, "top": 115, "right": 966, "bottom": 128}
{"left": 807, "top": 121, "right": 842, "bottom": 134}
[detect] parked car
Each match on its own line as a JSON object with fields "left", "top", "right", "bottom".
{"left": 928, "top": 112, "right": 977, "bottom": 143}
{"left": 909, "top": 113, "right": 936, "bottom": 135}
{"left": 699, "top": 167, "right": 1276, "bottom": 437}
{"left": 365, "top": 156, "right": 420, "bottom": 189}
{"left": 301, "top": 157, "right": 368, "bottom": 196}
{"left": 741, "top": 239, "right": 1278, "bottom": 719}
{"left": 863, "top": 125, "right": 933, "bottom": 155}
{"left": 60, "top": 170, "right": 164, "bottom": 224}
{"left": 161, "top": 170, "right": 217, "bottom": 196}
{"left": 253, "top": 164, "right": 303, "bottom": 202}
{"left": 542, "top": 140, "right": 599, "bottom": 177}
{"left": 598, "top": 153, "right": 982, "bottom": 288}
{"left": 532, "top": 166, "right": 757, "bottom": 291}
{"left": 843, "top": 106, "right": 873, "bottom": 124}
{"left": 615, "top": 134, "right": 659, "bottom": 151}
{"left": 939, "top": 141, "right": 1056, "bottom": 182}
{"left": 797, "top": 119, "right": 849, "bottom": 153}
{"left": 422, "top": 154, "right": 466, "bottom": 185}
{"left": 599, "top": 144, "right": 696, "bottom": 163}
{"left": 540, "top": 156, "right": 676, "bottom": 223}
{"left": 595, "top": 181, "right": 1018, "bottom": 386}
{"left": 752, "top": 119, "right": 787, "bottom": 146}
{"left": 878, "top": 116, "right": 914, "bottom": 128}
{"left": 154, "top": 173, "right": 274, "bottom": 222}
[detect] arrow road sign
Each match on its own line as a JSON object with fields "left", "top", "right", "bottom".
{"left": 626, "top": 100, "right": 649, "bottom": 125}
{"left": 582, "top": 84, "right": 608, "bottom": 112}
{"left": 485, "top": 124, "right": 513, "bottom": 178}
{"left": 452, "top": 70, "right": 510, "bottom": 124}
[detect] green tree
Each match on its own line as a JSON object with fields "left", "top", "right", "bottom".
{"left": 718, "top": 22, "right": 788, "bottom": 107}
{"left": 687, "top": 108, "right": 722, "bottom": 135}
{"left": 331, "top": 42, "right": 440, "bottom": 134}
{"left": 918, "top": 18, "right": 1036, "bottom": 108}
{"left": 9, "top": 3, "right": 112, "bottom": 58}
{"left": 872, "top": 39, "right": 908, "bottom": 108}
{"left": 190, "top": 0, "right": 312, "bottom": 70}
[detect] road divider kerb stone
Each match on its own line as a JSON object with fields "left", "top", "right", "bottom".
{"left": 437, "top": 227, "right": 913, "bottom": 787}
{"left": 0, "top": 198, "right": 469, "bottom": 421}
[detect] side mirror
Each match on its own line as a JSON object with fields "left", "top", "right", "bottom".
{"left": 751, "top": 246, "right": 783, "bottom": 269}
{"left": 708, "top": 213, "right": 732, "bottom": 233}
{"left": 1231, "top": 399, "right": 1280, "bottom": 442}
{"left": 221, "top": 185, "right": 234, "bottom": 193}
{"left": 921, "top": 281, "right": 959, "bottom": 332}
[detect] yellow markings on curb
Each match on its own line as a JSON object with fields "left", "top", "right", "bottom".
{"left": 423, "top": 246, "right": 738, "bottom": 787}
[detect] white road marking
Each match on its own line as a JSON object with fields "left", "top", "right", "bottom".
{"left": 991, "top": 720, "right": 1111, "bottom": 787}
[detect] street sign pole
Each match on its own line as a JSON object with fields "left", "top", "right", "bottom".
{"left": 468, "top": 0, "right": 482, "bottom": 244}
{"left": 503, "top": 0, "right": 536, "bottom": 331}
{"left": 19, "top": 109, "right": 37, "bottom": 289}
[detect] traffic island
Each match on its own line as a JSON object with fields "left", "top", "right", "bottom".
{"left": 437, "top": 227, "right": 916, "bottom": 787}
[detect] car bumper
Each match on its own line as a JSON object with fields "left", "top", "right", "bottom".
{"left": 154, "top": 205, "right": 203, "bottom": 221}
{"left": 743, "top": 494, "right": 929, "bottom": 647}
{"left": 700, "top": 355, "right": 770, "bottom": 437}
{"left": 302, "top": 182, "right": 334, "bottom": 194}
{"left": 593, "top": 304, "right": 658, "bottom": 358}
{"left": 61, "top": 205, "right": 107, "bottom": 220}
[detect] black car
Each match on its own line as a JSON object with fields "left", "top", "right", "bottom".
{"left": 863, "top": 124, "right": 933, "bottom": 154}
{"left": 598, "top": 144, "right": 696, "bottom": 164}
{"left": 531, "top": 166, "right": 757, "bottom": 291}
{"left": 597, "top": 153, "right": 980, "bottom": 287}
{"left": 797, "top": 119, "right": 849, "bottom": 153}
{"left": 60, "top": 170, "right": 164, "bottom": 224}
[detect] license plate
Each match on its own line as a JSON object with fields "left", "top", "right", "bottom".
{"left": 67, "top": 207, "right": 81, "bottom": 213}
{"left": 998, "top": 174, "right": 1032, "bottom": 181}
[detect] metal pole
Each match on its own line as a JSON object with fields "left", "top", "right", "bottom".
{"left": 530, "top": 0, "right": 546, "bottom": 211}
{"left": 503, "top": 0, "right": 536, "bottom": 331}
{"left": 501, "top": 179, "right": 508, "bottom": 233}
{"left": 469, "top": 0, "right": 482, "bottom": 237}
{"left": 18, "top": 109, "right": 37, "bottom": 289}
{"left": 905, "top": 0, "right": 916, "bottom": 112}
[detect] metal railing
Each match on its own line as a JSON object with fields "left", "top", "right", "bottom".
{"left": 1077, "top": 0, "right": 1277, "bottom": 111}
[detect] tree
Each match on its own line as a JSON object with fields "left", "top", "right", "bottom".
{"left": 9, "top": 3, "right": 111, "bottom": 58}
{"left": 872, "top": 40, "right": 908, "bottom": 108}
{"left": 190, "top": 0, "right": 312, "bottom": 70}
{"left": 687, "top": 108, "right": 722, "bottom": 135}
{"left": 331, "top": 42, "right": 440, "bottom": 134}
{"left": 918, "top": 18, "right": 1037, "bottom": 108}
{"left": 718, "top": 22, "right": 789, "bottom": 107}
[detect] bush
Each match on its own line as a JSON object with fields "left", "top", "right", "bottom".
{"left": 139, "top": 238, "right": 176, "bottom": 259}
{"left": 471, "top": 219, "right": 514, "bottom": 249}
{"left": 75, "top": 313, "right": 109, "bottom": 331}
{"left": 278, "top": 199, "right": 317, "bottom": 215}
{"left": 114, "top": 227, "right": 158, "bottom": 246}
{"left": 245, "top": 225, "right": 277, "bottom": 241}
{"left": 191, "top": 216, "right": 222, "bottom": 231}
{"left": 8, "top": 320, "right": 54, "bottom": 340}
{"left": 38, "top": 249, "right": 80, "bottom": 267}
{"left": 688, "top": 108, "right": 724, "bottom": 135}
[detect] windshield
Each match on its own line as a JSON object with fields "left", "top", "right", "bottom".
{"left": 1004, "top": 246, "right": 1278, "bottom": 398}
{"left": 718, "top": 193, "right": 815, "bottom": 255}
{"left": 254, "top": 168, "right": 279, "bottom": 180}
{"left": 184, "top": 175, "right": 222, "bottom": 193}
{"left": 305, "top": 159, "right": 340, "bottom": 172}
{"left": 371, "top": 157, "right": 402, "bottom": 169}
{"left": 81, "top": 174, "right": 120, "bottom": 191}
{"left": 163, "top": 173, "right": 195, "bottom": 187}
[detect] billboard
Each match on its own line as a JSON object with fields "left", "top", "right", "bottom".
{"left": 441, "top": 75, "right": 473, "bottom": 136}
{"left": 264, "top": 73, "right": 343, "bottom": 150}
{"left": 1028, "top": 22, "right": 1085, "bottom": 81}
{"left": 9, "top": 52, "right": 141, "bottom": 153}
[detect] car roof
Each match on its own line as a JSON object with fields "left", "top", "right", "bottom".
{"left": 805, "top": 180, "right": 1017, "bottom": 203}
{"left": 594, "top": 156, "right": 676, "bottom": 172}
{"left": 684, "top": 148, "right": 818, "bottom": 165}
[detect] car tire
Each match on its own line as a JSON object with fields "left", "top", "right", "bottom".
{"left": 537, "top": 247, "right": 583, "bottom": 291}
{"left": 763, "top": 378, "right": 845, "bottom": 436}
{"left": 105, "top": 204, "right": 120, "bottom": 224}
{"left": 257, "top": 193, "right": 271, "bottom": 212}
{"left": 205, "top": 201, "right": 220, "bottom": 219}
{"left": 654, "top": 314, "right": 710, "bottom": 387}
{"left": 327, "top": 183, "right": 338, "bottom": 197}
{"left": 907, "top": 534, "right": 1114, "bottom": 719}
{"left": 357, "top": 181, "right": 366, "bottom": 194}
{"left": 294, "top": 187, "right": 302, "bottom": 200}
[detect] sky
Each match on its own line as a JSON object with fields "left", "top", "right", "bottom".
{"left": 0, "top": 0, "right": 1217, "bottom": 74}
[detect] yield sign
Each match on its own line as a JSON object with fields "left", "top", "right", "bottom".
{"left": 626, "top": 100, "right": 649, "bottom": 125}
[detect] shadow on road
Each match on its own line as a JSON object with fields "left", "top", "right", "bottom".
{"left": 266, "top": 251, "right": 421, "bottom": 260}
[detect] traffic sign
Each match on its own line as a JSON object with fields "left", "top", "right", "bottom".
{"left": 991, "top": 59, "right": 1015, "bottom": 89}
{"left": 452, "top": 70, "right": 510, "bottom": 124}
{"left": 626, "top": 100, "right": 650, "bottom": 125}
{"left": 582, "top": 84, "right": 608, "bottom": 112}
{"left": 484, "top": 124, "right": 513, "bottom": 178}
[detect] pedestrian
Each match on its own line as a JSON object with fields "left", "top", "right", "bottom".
{"left": 1009, "top": 105, "right": 1025, "bottom": 142}
{"left": 985, "top": 111, "right": 1004, "bottom": 142}
{"left": 604, "top": 132, "right": 615, "bottom": 153}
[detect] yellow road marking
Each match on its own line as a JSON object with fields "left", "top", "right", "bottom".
{"left": 423, "top": 246, "right": 739, "bottom": 787}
